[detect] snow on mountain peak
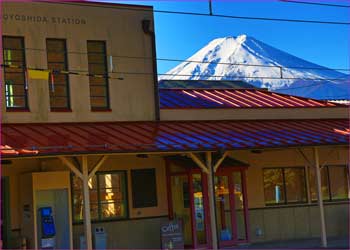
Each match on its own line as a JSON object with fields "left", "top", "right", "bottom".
{"left": 161, "top": 35, "right": 349, "bottom": 100}
{"left": 235, "top": 34, "right": 247, "bottom": 43}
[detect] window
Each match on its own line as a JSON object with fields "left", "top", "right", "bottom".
{"left": 2, "top": 36, "right": 28, "bottom": 110}
{"left": 87, "top": 41, "right": 110, "bottom": 110}
{"left": 263, "top": 167, "right": 307, "bottom": 205}
{"left": 72, "top": 171, "right": 128, "bottom": 222}
{"left": 46, "top": 39, "right": 70, "bottom": 110}
{"left": 131, "top": 169, "right": 157, "bottom": 208}
{"left": 309, "top": 165, "right": 349, "bottom": 201}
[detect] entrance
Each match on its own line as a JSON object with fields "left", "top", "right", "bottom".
{"left": 215, "top": 170, "right": 249, "bottom": 247}
{"left": 168, "top": 171, "right": 210, "bottom": 248}
{"left": 167, "top": 158, "right": 249, "bottom": 248}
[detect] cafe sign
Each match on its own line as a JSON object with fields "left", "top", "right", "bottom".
{"left": 161, "top": 220, "right": 184, "bottom": 250}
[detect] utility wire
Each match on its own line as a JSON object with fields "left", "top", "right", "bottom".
{"left": 18, "top": 47, "right": 350, "bottom": 72}
{"left": 279, "top": 0, "right": 350, "bottom": 8}
{"left": 157, "top": 72, "right": 349, "bottom": 82}
{"left": 2, "top": 64, "right": 349, "bottom": 94}
{"left": 156, "top": 57, "right": 350, "bottom": 72}
{"left": 154, "top": 9, "right": 350, "bottom": 25}
{"left": 78, "top": 1, "right": 350, "bottom": 25}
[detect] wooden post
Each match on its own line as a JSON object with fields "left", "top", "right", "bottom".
{"left": 82, "top": 156, "right": 93, "bottom": 250}
{"left": 314, "top": 147, "right": 327, "bottom": 248}
{"left": 206, "top": 152, "right": 218, "bottom": 250}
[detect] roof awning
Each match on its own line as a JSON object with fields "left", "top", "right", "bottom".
{"left": 159, "top": 89, "right": 343, "bottom": 109}
{"left": 1, "top": 119, "right": 349, "bottom": 158}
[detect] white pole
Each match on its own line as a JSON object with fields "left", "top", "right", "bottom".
{"left": 206, "top": 152, "right": 218, "bottom": 250}
{"left": 82, "top": 156, "right": 93, "bottom": 250}
{"left": 314, "top": 147, "right": 327, "bottom": 248}
{"left": 304, "top": 165, "right": 312, "bottom": 204}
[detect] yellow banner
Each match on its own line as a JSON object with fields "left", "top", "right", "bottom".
{"left": 28, "top": 69, "right": 50, "bottom": 80}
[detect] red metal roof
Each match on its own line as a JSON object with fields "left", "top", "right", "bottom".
{"left": 1, "top": 119, "right": 349, "bottom": 158}
{"left": 159, "top": 89, "right": 344, "bottom": 109}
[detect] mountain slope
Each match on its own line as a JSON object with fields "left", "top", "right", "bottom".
{"left": 161, "top": 35, "right": 349, "bottom": 100}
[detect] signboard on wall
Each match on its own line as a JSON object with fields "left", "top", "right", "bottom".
{"left": 161, "top": 220, "right": 184, "bottom": 250}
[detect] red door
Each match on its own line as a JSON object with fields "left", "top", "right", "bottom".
{"left": 167, "top": 165, "right": 249, "bottom": 249}
{"left": 167, "top": 170, "right": 210, "bottom": 249}
{"left": 215, "top": 169, "right": 249, "bottom": 247}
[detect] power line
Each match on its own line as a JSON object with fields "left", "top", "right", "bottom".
{"left": 20, "top": 47, "right": 350, "bottom": 73}
{"left": 81, "top": 1, "right": 350, "bottom": 25}
{"left": 156, "top": 57, "right": 350, "bottom": 72}
{"left": 157, "top": 72, "right": 349, "bottom": 82}
{"left": 2, "top": 64, "right": 349, "bottom": 87}
{"left": 153, "top": 8, "right": 350, "bottom": 25}
{"left": 280, "top": 0, "right": 350, "bottom": 8}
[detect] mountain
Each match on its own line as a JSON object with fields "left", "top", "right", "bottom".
{"left": 161, "top": 35, "right": 349, "bottom": 100}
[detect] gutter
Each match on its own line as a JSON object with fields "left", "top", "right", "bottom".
{"left": 142, "top": 19, "right": 160, "bottom": 120}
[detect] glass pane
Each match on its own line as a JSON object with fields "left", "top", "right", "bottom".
{"left": 89, "top": 76, "right": 108, "bottom": 85}
{"left": 4, "top": 74, "right": 25, "bottom": 85}
{"left": 309, "top": 167, "right": 330, "bottom": 201}
{"left": 285, "top": 168, "right": 307, "bottom": 203}
{"left": 3, "top": 49, "right": 23, "bottom": 62}
{"left": 263, "top": 169, "right": 285, "bottom": 204}
{"left": 3, "top": 37, "right": 27, "bottom": 109}
{"left": 3, "top": 37, "right": 23, "bottom": 49}
{"left": 87, "top": 41, "right": 106, "bottom": 53}
{"left": 47, "top": 52, "right": 65, "bottom": 62}
{"left": 46, "top": 39, "right": 66, "bottom": 51}
{"left": 47, "top": 39, "right": 69, "bottom": 109}
{"left": 87, "top": 41, "right": 109, "bottom": 109}
{"left": 329, "top": 166, "right": 349, "bottom": 200}
{"left": 48, "top": 62, "right": 66, "bottom": 70}
{"left": 91, "top": 97, "right": 108, "bottom": 108}
{"left": 233, "top": 172, "right": 246, "bottom": 240}
{"left": 72, "top": 176, "right": 98, "bottom": 221}
{"left": 98, "top": 173, "right": 127, "bottom": 219}
{"left": 88, "top": 64, "right": 108, "bottom": 74}
{"left": 5, "top": 96, "right": 26, "bottom": 108}
{"left": 215, "top": 176, "right": 232, "bottom": 241}
{"left": 88, "top": 53, "right": 106, "bottom": 63}
{"left": 100, "top": 201, "right": 126, "bottom": 218}
{"left": 90, "top": 86, "right": 107, "bottom": 97}
{"left": 50, "top": 85, "right": 68, "bottom": 96}
{"left": 51, "top": 74, "right": 69, "bottom": 84}
{"left": 50, "top": 97, "right": 69, "bottom": 108}
{"left": 171, "top": 175, "right": 192, "bottom": 245}
{"left": 193, "top": 174, "right": 206, "bottom": 245}
{"left": 5, "top": 82, "right": 25, "bottom": 96}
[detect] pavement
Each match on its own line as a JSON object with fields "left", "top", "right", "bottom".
{"left": 229, "top": 237, "right": 350, "bottom": 249}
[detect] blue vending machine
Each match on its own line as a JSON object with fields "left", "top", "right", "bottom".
{"left": 38, "top": 207, "right": 56, "bottom": 249}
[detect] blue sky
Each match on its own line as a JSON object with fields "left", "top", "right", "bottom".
{"left": 107, "top": 0, "right": 349, "bottom": 74}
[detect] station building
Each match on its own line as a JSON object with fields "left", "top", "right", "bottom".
{"left": 1, "top": 1, "right": 349, "bottom": 249}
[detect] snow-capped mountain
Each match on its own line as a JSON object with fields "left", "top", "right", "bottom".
{"left": 161, "top": 35, "right": 349, "bottom": 100}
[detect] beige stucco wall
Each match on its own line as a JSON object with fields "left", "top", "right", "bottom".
{"left": 2, "top": 146, "right": 349, "bottom": 247}
{"left": 160, "top": 107, "right": 349, "bottom": 121}
{"left": 235, "top": 146, "right": 349, "bottom": 208}
{"left": 2, "top": 154, "right": 168, "bottom": 231}
{"left": 2, "top": 1, "right": 156, "bottom": 123}
{"left": 72, "top": 216, "right": 168, "bottom": 249}
{"left": 249, "top": 202, "right": 349, "bottom": 242}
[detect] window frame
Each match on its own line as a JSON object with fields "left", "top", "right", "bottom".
{"left": 46, "top": 38, "right": 71, "bottom": 111}
{"left": 263, "top": 166, "right": 308, "bottom": 206}
{"left": 2, "top": 35, "right": 29, "bottom": 111}
{"left": 309, "top": 165, "right": 350, "bottom": 202}
{"left": 87, "top": 40, "right": 111, "bottom": 111}
{"left": 131, "top": 168, "right": 158, "bottom": 208}
{"left": 71, "top": 170, "right": 129, "bottom": 224}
